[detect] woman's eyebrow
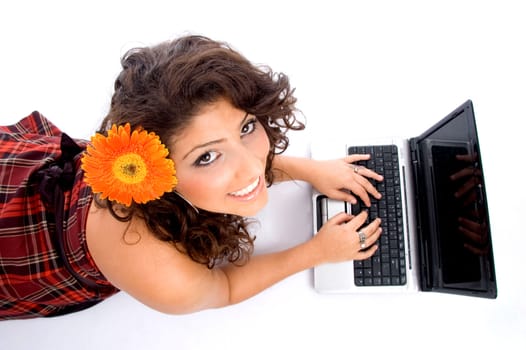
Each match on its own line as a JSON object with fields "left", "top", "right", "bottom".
{"left": 182, "top": 138, "right": 226, "bottom": 160}
{"left": 182, "top": 112, "right": 250, "bottom": 160}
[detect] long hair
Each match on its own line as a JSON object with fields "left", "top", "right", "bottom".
{"left": 95, "top": 35, "right": 304, "bottom": 268}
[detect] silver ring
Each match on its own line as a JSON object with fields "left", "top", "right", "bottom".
{"left": 358, "top": 230, "right": 366, "bottom": 244}
{"left": 353, "top": 165, "right": 360, "bottom": 174}
{"left": 360, "top": 242, "right": 366, "bottom": 249}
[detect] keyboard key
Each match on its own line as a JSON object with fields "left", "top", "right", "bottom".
{"left": 382, "top": 263, "right": 390, "bottom": 275}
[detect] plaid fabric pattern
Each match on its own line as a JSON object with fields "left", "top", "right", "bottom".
{"left": 0, "top": 112, "right": 118, "bottom": 320}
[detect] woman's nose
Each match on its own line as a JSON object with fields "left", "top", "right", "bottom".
{"left": 232, "top": 146, "right": 263, "bottom": 180}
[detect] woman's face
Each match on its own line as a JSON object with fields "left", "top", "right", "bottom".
{"left": 170, "top": 99, "right": 270, "bottom": 216}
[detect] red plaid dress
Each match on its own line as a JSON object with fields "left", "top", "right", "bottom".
{"left": 0, "top": 112, "right": 119, "bottom": 320}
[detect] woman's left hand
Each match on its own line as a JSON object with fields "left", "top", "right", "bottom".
{"left": 309, "top": 154, "right": 383, "bottom": 207}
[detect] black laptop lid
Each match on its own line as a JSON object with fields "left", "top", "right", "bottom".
{"left": 410, "top": 100, "right": 497, "bottom": 298}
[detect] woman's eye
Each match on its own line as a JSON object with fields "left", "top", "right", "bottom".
{"left": 241, "top": 119, "right": 257, "bottom": 136}
{"left": 195, "top": 151, "right": 220, "bottom": 167}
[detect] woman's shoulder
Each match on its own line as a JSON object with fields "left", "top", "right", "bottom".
{"left": 85, "top": 202, "right": 229, "bottom": 314}
{"left": 85, "top": 202, "right": 179, "bottom": 284}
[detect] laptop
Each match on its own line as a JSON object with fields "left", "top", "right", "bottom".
{"left": 311, "top": 100, "right": 497, "bottom": 298}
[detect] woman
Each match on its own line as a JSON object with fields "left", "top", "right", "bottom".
{"left": 0, "top": 35, "right": 383, "bottom": 320}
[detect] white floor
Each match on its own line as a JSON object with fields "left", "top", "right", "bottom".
{"left": 1, "top": 1, "right": 524, "bottom": 349}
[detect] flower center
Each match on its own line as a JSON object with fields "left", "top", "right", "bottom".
{"left": 112, "top": 153, "right": 148, "bottom": 184}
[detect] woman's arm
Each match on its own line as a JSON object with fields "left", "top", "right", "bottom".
{"left": 87, "top": 203, "right": 380, "bottom": 315}
{"left": 220, "top": 211, "right": 380, "bottom": 304}
{"left": 272, "top": 154, "right": 383, "bottom": 206}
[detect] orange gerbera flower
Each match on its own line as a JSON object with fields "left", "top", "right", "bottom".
{"left": 81, "top": 123, "right": 177, "bottom": 206}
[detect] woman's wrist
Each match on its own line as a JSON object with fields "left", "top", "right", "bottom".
{"left": 272, "top": 155, "right": 317, "bottom": 183}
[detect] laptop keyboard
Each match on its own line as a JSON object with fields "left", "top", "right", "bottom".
{"left": 348, "top": 145, "right": 407, "bottom": 287}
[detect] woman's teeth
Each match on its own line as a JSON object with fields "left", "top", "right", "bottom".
{"left": 229, "top": 177, "right": 260, "bottom": 197}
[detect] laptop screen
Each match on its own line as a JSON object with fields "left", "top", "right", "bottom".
{"left": 413, "top": 101, "right": 497, "bottom": 298}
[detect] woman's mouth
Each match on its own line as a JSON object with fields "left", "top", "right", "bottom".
{"left": 228, "top": 176, "right": 262, "bottom": 200}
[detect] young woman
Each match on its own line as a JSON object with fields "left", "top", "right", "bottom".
{"left": 0, "top": 35, "right": 383, "bottom": 320}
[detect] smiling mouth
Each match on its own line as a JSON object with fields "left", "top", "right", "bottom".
{"left": 228, "top": 177, "right": 261, "bottom": 197}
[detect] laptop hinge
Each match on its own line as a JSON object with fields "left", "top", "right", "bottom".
{"left": 408, "top": 138, "right": 432, "bottom": 290}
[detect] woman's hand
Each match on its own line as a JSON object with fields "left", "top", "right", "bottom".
{"left": 309, "top": 155, "right": 383, "bottom": 207}
{"left": 312, "top": 211, "right": 382, "bottom": 264}
{"left": 271, "top": 154, "right": 383, "bottom": 206}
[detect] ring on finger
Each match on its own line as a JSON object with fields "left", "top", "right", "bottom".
{"left": 352, "top": 165, "right": 361, "bottom": 174}
{"left": 358, "top": 230, "right": 366, "bottom": 249}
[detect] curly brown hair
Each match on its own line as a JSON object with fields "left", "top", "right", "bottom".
{"left": 95, "top": 35, "right": 304, "bottom": 268}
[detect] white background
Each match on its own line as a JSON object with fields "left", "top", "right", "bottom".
{"left": 1, "top": 1, "right": 525, "bottom": 349}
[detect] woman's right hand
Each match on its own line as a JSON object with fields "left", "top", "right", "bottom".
{"left": 312, "top": 211, "right": 382, "bottom": 264}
